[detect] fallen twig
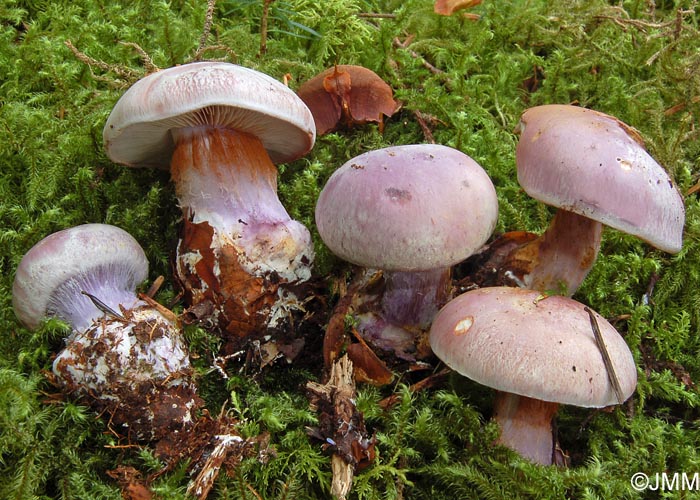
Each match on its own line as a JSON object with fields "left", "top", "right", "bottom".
{"left": 379, "top": 367, "right": 450, "bottom": 410}
{"left": 307, "top": 355, "right": 376, "bottom": 500}
{"left": 392, "top": 36, "right": 445, "bottom": 75}
{"left": 412, "top": 110, "right": 436, "bottom": 144}
{"left": 259, "top": 0, "right": 276, "bottom": 56}
{"left": 357, "top": 13, "right": 397, "bottom": 19}
{"left": 145, "top": 275, "right": 165, "bottom": 298}
{"left": 585, "top": 307, "right": 625, "bottom": 404}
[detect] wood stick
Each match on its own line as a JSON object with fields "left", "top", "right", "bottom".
{"left": 584, "top": 307, "right": 625, "bottom": 404}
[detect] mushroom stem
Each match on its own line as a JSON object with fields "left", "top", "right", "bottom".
{"left": 502, "top": 210, "right": 602, "bottom": 296}
{"left": 492, "top": 391, "right": 559, "bottom": 465}
{"left": 381, "top": 268, "right": 451, "bottom": 329}
{"left": 354, "top": 268, "right": 450, "bottom": 361}
{"left": 171, "top": 126, "right": 313, "bottom": 274}
{"left": 171, "top": 126, "right": 289, "bottom": 230}
{"left": 50, "top": 272, "right": 145, "bottom": 332}
{"left": 170, "top": 126, "right": 314, "bottom": 335}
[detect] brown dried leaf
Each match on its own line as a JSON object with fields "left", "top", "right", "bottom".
{"left": 297, "top": 65, "right": 397, "bottom": 135}
{"left": 346, "top": 343, "right": 394, "bottom": 386}
{"left": 106, "top": 466, "right": 153, "bottom": 500}
{"left": 454, "top": 230, "right": 538, "bottom": 290}
{"left": 323, "top": 271, "right": 378, "bottom": 368}
{"left": 434, "top": 0, "right": 483, "bottom": 16}
{"left": 378, "top": 368, "right": 450, "bottom": 410}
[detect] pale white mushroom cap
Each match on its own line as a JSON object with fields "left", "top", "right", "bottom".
{"left": 429, "top": 287, "right": 637, "bottom": 407}
{"left": 516, "top": 104, "right": 684, "bottom": 253}
{"left": 103, "top": 62, "right": 316, "bottom": 167}
{"left": 12, "top": 224, "right": 148, "bottom": 330}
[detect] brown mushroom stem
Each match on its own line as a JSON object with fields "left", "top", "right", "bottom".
{"left": 502, "top": 210, "right": 602, "bottom": 296}
{"left": 492, "top": 391, "right": 559, "bottom": 465}
{"left": 170, "top": 126, "right": 314, "bottom": 337}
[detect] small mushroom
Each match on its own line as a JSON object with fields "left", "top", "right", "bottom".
{"left": 12, "top": 224, "right": 200, "bottom": 441}
{"left": 316, "top": 144, "right": 498, "bottom": 362}
{"left": 296, "top": 65, "right": 398, "bottom": 135}
{"left": 103, "top": 62, "right": 316, "bottom": 339}
{"left": 429, "top": 286, "right": 637, "bottom": 465}
{"left": 501, "top": 104, "right": 685, "bottom": 295}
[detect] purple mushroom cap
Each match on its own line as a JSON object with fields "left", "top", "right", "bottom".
{"left": 315, "top": 144, "right": 499, "bottom": 271}
{"left": 516, "top": 104, "right": 684, "bottom": 253}
{"left": 12, "top": 223, "right": 148, "bottom": 331}
{"left": 429, "top": 286, "right": 637, "bottom": 407}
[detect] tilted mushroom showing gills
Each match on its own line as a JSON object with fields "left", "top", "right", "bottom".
{"left": 429, "top": 287, "right": 637, "bottom": 465}
{"left": 12, "top": 224, "right": 200, "bottom": 441}
{"left": 501, "top": 104, "right": 685, "bottom": 296}
{"left": 316, "top": 144, "right": 498, "bottom": 362}
{"left": 103, "top": 62, "right": 316, "bottom": 339}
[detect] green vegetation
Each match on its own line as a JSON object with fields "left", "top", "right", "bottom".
{"left": 2, "top": 0, "right": 700, "bottom": 498}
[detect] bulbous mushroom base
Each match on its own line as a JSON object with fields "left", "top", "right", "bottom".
{"left": 325, "top": 269, "right": 447, "bottom": 385}
{"left": 176, "top": 215, "right": 315, "bottom": 351}
{"left": 52, "top": 305, "right": 201, "bottom": 442}
{"left": 355, "top": 268, "right": 449, "bottom": 360}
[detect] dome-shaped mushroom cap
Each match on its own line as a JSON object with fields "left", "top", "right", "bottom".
{"left": 315, "top": 144, "right": 498, "bottom": 271}
{"left": 103, "top": 62, "right": 316, "bottom": 168}
{"left": 12, "top": 224, "right": 148, "bottom": 330}
{"left": 516, "top": 104, "right": 684, "bottom": 253}
{"left": 429, "top": 287, "right": 637, "bottom": 408}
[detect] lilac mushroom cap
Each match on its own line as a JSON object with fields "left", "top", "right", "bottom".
{"left": 315, "top": 144, "right": 499, "bottom": 272}
{"left": 429, "top": 286, "right": 637, "bottom": 464}
{"left": 103, "top": 61, "right": 315, "bottom": 167}
{"left": 12, "top": 223, "right": 148, "bottom": 331}
{"left": 430, "top": 287, "right": 637, "bottom": 406}
{"left": 517, "top": 104, "right": 684, "bottom": 253}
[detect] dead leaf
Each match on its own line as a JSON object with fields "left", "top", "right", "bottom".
{"left": 346, "top": 342, "right": 394, "bottom": 386}
{"left": 434, "top": 0, "right": 483, "bottom": 16}
{"left": 106, "top": 466, "right": 153, "bottom": 500}
{"left": 297, "top": 65, "right": 397, "bottom": 135}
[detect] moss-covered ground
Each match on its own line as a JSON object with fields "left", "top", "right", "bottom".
{"left": 2, "top": 0, "right": 700, "bottom": 498}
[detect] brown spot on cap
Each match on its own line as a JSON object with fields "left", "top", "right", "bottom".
{"left": 384, "top": 187, "right": 412, "bottom": 203}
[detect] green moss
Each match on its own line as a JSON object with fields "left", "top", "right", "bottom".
{"left": 2, "top": 0, "right": 700, "bottom": 498}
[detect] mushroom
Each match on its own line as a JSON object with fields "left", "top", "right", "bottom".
{"left": 316, "top": 144, "right": 498, "bottom": 361}
{"left": 429, "top": 286, "right": 637, "bottom": 465}
{"left": 296, "top": 65, "right": 398, "bottom": 135}
{"left": 12, "top": 223, "right": 200, "bottom": 441}
{"left": 103, "top": 61, "right": 316, "bottom": 339}
{"left": 500, "top": 104, "right": 685, "bottom": 296}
